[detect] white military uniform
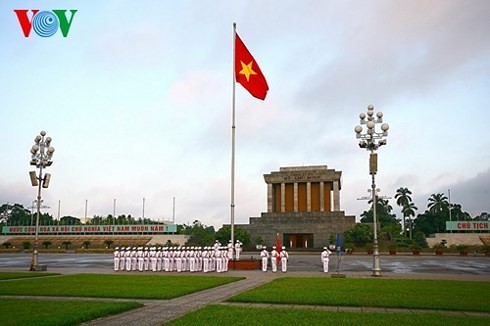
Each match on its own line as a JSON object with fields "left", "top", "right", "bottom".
{"left": 119, "top": 247, "right": 126, "bottom": 271}
{"left": 113, "top": 247, "right": 120, "bottom": 271}
{"left": 156, "top": 248, "right": 162, "bottom": 271}
{"left": 280, "top": 246, "right": 289, "bottom": 272}
{"left": 227, "top": 241, "right": 234, "bottom": 260}
{"left": 131, "top": 247, "right": 138, "bottom": 271}
{"left": 202, "top": 247, "right": 210, "bottom": 273}
{"left": 234, "top": 240, "right": 242, "bottom": 260}
{"left": 216, "top": 247, "right": 224, "bottom": 273}
{"left": 260, "top": 247, "right": 269, "bottom": 272}
{"left": 137, "top": 247, "right": 144, "bottom": 271}
{"left": 124, "top": 248, "right": 131, "bottom": 271}
{"left": 150, "top": 247, "right": 157, "bottom": 272}
{"left": 144, "top": 247, "right": 150, "bottom": 271}
{"left": 321, "top": 247, "right": 332, "bottom": 272}
{"left": 163, "top": 248, "right": 170, "bottom": 271}
{"left": 270, "top": 246, "right": 279, "bottom": 273}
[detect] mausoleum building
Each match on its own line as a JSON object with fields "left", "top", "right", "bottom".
{"left": 238, "top": 165, "right": 355, "bottom": 249}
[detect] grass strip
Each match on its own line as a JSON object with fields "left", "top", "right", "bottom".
{"left": 166, "top": 304, "right": 490, "bottom": 326}
{"left": 0, "top": 273, "right": 243, "bottom": 299}
{"left": 229, "top": 277, "right": 490, "bottom": 312}
{"left": 0, "top": 272, "right": 59, "bottom": 280}
{"left": 0, "top": 298, "right": 142, "bottom": 326}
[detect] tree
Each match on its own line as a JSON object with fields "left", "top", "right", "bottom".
{"left": 60, "top": 216, "right": 81, "bottom": 225}
{"left": 344, "top": 223, "right": 373, "bottom": 245}
{"left": 61, "top": 241, "right": 72, "bottom": 250}
{"left": 413, "top": 193, "right": 450, "bottom": 236}
{"left": 2, "top": 242, "right": 12, "bottom": 249}
{"left": 360, "top": 197, "right": 399, "bottom": 228}
{"left": 449, "top": 204, "right": 471, "bottom": 222}
{"left": 42, "top": 241, "right": 52, "bottom": 249}
{"left": 82, "top": 241, "right": 91, "bottom": 249}
{"left": 215, "top": 225, "right": 251, "bottom": 246}
{"left": 474, "top": 212, "right": 489, "bottom": 221}
{"left": 402, "top": 202, "right": 418, "bottom": 239}
{"left": 395, "top": 187, "right": 417, "bottom": 238}
{"left": 1, "top": 203, "right": 32, "bottom": 226}
{"left": 182, "top": 220, "right": 216, "bottom": 246}
{"left": 413, "top": 211, "right": 446, "bottom": 235}
{"left": 104, "top": 240, "right": 114, "bottom": 249}
{"left": 428, "top": 193, "right": 448, "bottom": 214}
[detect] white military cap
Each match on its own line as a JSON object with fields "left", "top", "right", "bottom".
{"left": 282, "top": 246, "right": 285, "bottom": 249}
{"left": 272, "top": 246, "right": 276, "bottom": 249}
{"left": 115, "top": 247, "right": 119, "bottom": 250}
{"left": 262, "top": 246, "right": 266, "bottom": 249}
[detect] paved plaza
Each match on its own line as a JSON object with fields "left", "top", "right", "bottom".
{"left": 1, "top": 252, "right": 489, "bottom": 325}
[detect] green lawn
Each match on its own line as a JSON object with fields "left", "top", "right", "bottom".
{"left": 0, "top": 272, "right": 59, "bottom": 280}
{"left": 166, "top": 304, "right": 489, "bottom": 326}
{"left": 229, "top": 277, "right": 490, "bottom": 312}
{"left": 0, "top": 298, "right": 142, "bottom": 326}
{"left": 0, "top": 273, "right": 244, "bottom": 299}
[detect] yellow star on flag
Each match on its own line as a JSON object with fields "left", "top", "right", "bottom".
{"left": 239, "top": 60, "right": 257, "bottom": 82}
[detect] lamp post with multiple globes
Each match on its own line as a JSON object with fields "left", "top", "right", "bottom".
{"left": 355, "top": 105, "right": 389, "bottom": 277}
{"left": 29, "top": 130, "right": 55, "bottom": 271}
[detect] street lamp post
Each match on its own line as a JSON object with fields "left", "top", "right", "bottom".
{"left": 355, "top": 104, "right": 389, "bottom": 277}
{"left": 29, "top": 130, "right": 55, "bottom": 271}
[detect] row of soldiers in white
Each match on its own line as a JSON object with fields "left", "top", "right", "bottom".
{"left": 113, "top": 240, "right": 242, "bottom": 273}
{"left": 261, "top": 246, "right": 332, "bottom": 273}
{"left": 260, "top": 246, "right": 289, "bottom": 272}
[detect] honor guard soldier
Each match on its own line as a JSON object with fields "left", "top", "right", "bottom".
{"left": 270, "top": 246, "right": 279, "bottom": 273}
{"left": 321, "top": 247, "right": 332, "bottom": 273}
{"left": 227, "top": 240, "right": 234, "bottom": 260}
{"left": 114, "top": 247, "right": 120, "bottom": 271}
{"left": 144, "top": 247, "right": 150, "bottom": 271}
{"left": 137, "top": 247, "right": 144, "bottom": 271}
{"left": 156, "top": 247, "right": 162, "bottom": 271}
{"left": 131, "top": 247, "right": 138, "bottom": 271}
{"left": 124, "top": 247, "right": 131, "bottom": 271}
{"left": 280, "top": 246, "right": 289, "bottom": 272}
{"left": 260, "top": 246, "right": 269, "bottom": 272}
{"left": 119, "top": 247, "right": 126, "bottom": 271}
{"left": 150, "top": 247, "right": 157, "bottom": 272}
{"left": 234, "top": 240, "right": 242, "bottom": 260}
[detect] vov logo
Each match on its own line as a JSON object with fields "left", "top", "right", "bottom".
{"left": 14, "top": 10, "right": 78, "bottom": 37}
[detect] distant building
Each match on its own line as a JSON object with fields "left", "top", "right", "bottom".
{"left": 238, "top": 165, "right": 355, "bottom": 248}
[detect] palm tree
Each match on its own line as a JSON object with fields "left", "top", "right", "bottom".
{"left": 395, "top": 187, "right": 412, "bottom": 207}
{"left": 402, "top": 202, "right": 418, "bottom": 239}
{"left": 427, "top": 193, "right": 449, "bottom": 214}
{"left": 395, "top": 187, "right": 416, "bottom": 238}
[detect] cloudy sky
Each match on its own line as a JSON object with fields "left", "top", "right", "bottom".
{"left": 1, "top": 0, "right": 489, "bottom": 229}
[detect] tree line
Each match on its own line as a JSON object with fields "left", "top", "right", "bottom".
{"left": 345, "top": 188, "right": 488, "bottom": 248}
{"left": 0, "top": 203, "right": 252, "bottom": 247}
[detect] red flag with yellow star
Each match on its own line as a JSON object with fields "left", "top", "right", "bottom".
{"left": 235, "top": 33, "right": 269, "bottom": 100}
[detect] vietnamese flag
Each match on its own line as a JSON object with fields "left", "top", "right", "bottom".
{"left": 275, "top": 233, "right": 281, "bottom": 264}
{"left": 235, "top": 33, "right": 269, "bottom": 100}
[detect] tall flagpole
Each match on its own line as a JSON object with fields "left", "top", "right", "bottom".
{"left": 231, "top": 22, "right": 237, "bottom": 252}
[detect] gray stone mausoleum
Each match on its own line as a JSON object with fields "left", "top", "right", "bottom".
{"left": 238, "top": 165, "right": 355, "bottom": 249}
